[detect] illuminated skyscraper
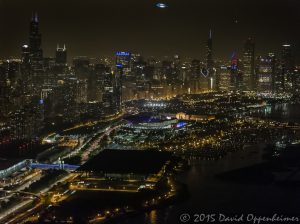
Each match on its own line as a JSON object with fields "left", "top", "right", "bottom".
{"left": 21, "top": 45, "right": 30, "bottom": 65}
{"left": 132, "top": 55, "right": 148, "bottom": 100}
{"left": 256, "top": 54, "right": 276, "bottom": 93}
{"left": 28, "top": 13, "right": 44, "bottom": 85}
{"left": 294, "top": 67, "right": 300, "bottom": 94}
{"left": 21, "top": 45, "right": 31, "bottom": 90}
{"left": 73, "top": 56, "right": 90, "bottom": 79}
{"left": 116, "top": 51, "right": 131, "bottom": 75}
{"left": 55, "top": 44, "right": 67, "bottom": 65}
{"left": 0, "top": 62, "right": 9, "bottom": 119}
{"left": 230, "top": 52, "right": 240, "bottom": 90}
{"left": 281, "top": 44, "right": 295, "bottom": 93}
{"left": 90, "top": 64, "right": 106, "bottom": 102}
{"left": 218, "top": 64, "right": 231, "bottom": 91}
{"left": 242, "top": 37, "right": 255, "bottom": 91}
{"left": 102, "top": 68, "right": 116, "bottom": 114}
{"left": 190, "top": 59, "right": 201, "bottom": 93}
{"left": 29, "top": 13, "right": 43, "bottom": 59}
{"left": 206, "top": 29, "right": 214, "bottom": 90}
{"left": 115, "top": 52, "right": 131, "bottom": 112}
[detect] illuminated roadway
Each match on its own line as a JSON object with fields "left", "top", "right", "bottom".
{"left": 30, "top": 163, "right": 79, "bottom": 170}
{"left": 0, "top": 173, "right": 79, "bottom": 224}
{"left": 0, "top": 190, "right": 41, "bottom": 223}
{"left": 1, "top": 114, "right": 124, "bottom": 223}
{"left": 81, "top": 124, "right": 121, "bottom": 163}
{"left": 69, "top": 185, "right": 138, "bottom": 193}
{"left": 13, "top": 122, "right": 124, "bottom": 221}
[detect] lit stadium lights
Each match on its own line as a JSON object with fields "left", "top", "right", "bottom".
{"left": 144, "top": 101, "right": 167, "bottom": 108}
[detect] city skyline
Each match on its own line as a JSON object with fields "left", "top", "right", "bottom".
{"left": 1, "top": 0, "right": 300, "bottom": 61}
{"left": 1, "top": 1, "right": 300, "bottom": 223}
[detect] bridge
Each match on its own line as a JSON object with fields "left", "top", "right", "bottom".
{"left": 30, "top": 163, "right": 80, "bottom": 170}
{"left": 0, "top": 190, "right": 41, "bottom": 201}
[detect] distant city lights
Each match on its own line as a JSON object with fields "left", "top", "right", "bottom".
{"left": 144, "top": 102, "right": 167, "bottom": 108}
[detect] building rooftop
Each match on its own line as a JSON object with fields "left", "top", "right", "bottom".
{"left": 78, "top": 149, "right": 172, "bottom": 175}
{"left": 124, "top": 113, "right": 172, "bottom": 124}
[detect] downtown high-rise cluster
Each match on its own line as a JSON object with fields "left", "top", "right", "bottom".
{"left": 225, "top": 38, "right": 299, "bottom": 94}
{"left": 0, "top": 14, "right": 299, "bottom": 143}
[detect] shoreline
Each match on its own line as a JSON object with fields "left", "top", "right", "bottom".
{"left": 89, "top": 180, "right": 189, "bottom": 224}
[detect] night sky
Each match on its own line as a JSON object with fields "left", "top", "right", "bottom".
{"left": 0, "top": 0, "right": 299, "bottom": 61}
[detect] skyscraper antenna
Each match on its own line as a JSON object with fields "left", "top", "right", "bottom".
{"left": 32, "top": 12, "right": 38, "bottom": 23}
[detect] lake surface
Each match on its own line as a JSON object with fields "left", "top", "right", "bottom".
{"left": 118, "top": 146, "right": 300, "bottom": 224}
{"left": 250, "top": 103, "right": 300, "bottom": 123}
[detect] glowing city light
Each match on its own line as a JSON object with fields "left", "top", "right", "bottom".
{"left": 116, "top": 63, "right": 123, "bottom": 68}
{"left": 156, "top": 3, "right": 168, "bottom": 9}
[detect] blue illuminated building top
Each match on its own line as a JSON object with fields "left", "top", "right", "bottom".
{"left": 116, "top": 63, "right": 124, "bottom": 68}
{"left": 116, "top": 52, "right": 131, "bottom": 57}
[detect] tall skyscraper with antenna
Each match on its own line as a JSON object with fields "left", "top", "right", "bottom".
{"left": 206, "top": 29, "right": 214, "bottom": 90}
{"left": 28, "top": 13, "right": 44, "bottom": 86}
{"left": 29, "top": 13, "right": 43, "bottom": 62}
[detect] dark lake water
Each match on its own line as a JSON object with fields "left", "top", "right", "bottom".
{"left": 250, "top": 103, "right": 300, "bottom": 123}
{"left": 117, "top": 104, "right": 300, "bottom": 224}
{"left": 118, "top": 146, "right": 300, "bottom": 224}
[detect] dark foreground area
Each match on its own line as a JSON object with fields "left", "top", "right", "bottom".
{"left": 117, "top": 144, "right": 300, "bottom": 224}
